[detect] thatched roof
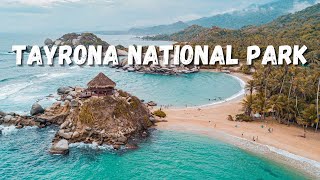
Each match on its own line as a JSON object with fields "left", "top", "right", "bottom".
{"left": 87, "top": 72, "right": 116, "bottom": 88}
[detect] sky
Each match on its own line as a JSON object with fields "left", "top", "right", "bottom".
{"left": 0, "top": 0, "right": 279, "bottom": 33}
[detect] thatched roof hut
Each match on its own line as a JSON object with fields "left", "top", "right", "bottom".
{"left": 87, "top": 72, "right": 116, "bottom": 89}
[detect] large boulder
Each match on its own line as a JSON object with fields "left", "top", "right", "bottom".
{"left": 117, "top": 49, "right": 128, "bottom": 56}
{"left": 70, "top": 100, "right": 78, "bottom": 107}
{"left": 49, "top": 139, "right": 69, "bottom": 155}
{"left": 147, "top": 101, "right": 157, "bottom": 106}
{"left": 0, "top": 111, "right": 6, "bottom": 117}
{"left": 30, "top": 103, "right": 45, "bottom": 116}
{"left": 3, "top": 115, "right": 12, "bottom": 123}
{"left": 44, "top": 38, "right": 53, "bottom": 46}
{"left": 57, "top": 87, "right": 73, "bottom": 95}
{"left": 58, "top": 130, "right": 72, "bottom": 139}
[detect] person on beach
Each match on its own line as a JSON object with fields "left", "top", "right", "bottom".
{"left": 253, "top": 136, "right": 255, "bottom": 141}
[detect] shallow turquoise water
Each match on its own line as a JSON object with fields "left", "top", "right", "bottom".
{"left": 0, "top": 127, "right": 307, "bottom": 179}
{"left": 0, "top": 52, "right": 242, "bottom": 113}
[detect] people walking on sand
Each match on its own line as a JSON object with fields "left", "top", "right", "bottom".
{"left": 253, "top": 136, "right": 255, "bottom": 141}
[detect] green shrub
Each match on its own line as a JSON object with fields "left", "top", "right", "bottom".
{"left": 235, "top": 113, "right": 253, "bottom": 122}
{"left": 78, "top": 104, "right": 94, "bottom": 124}
{"left": 153, "top": 109, "right": 166, "bottom": 118}
{"left": 118, "top": 90, "right": 129, "bottom": 97}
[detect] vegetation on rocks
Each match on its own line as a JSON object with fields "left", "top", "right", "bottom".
{"left": 153, "top": 109, "right": 167, "bottom": 118}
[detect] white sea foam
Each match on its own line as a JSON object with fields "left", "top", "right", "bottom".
{"left": 266, "top": 145, "right": 320, "bottom": 169}
{"left": 69, "top": 142, "right": 115, "bottom": 150}
{"left": 0, "top": 82, "right": 33, "bottom": 100}
{"left": 34, "top": 73, "right": 49, "bottom": 78}
{"left": 47, "top": 72, "right": 70, "bottom": 79}
{"left": 0, "top": 125, "right": 18, "bottom": 135}
{"left": 33, "top": 72, "right": 70, "bottom": 82}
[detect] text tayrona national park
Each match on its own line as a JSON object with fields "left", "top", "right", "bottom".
{"left": 12, "top": 45, "right": 308, "bottom": 66}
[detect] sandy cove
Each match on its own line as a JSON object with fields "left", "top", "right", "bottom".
{"left": 156, "top": 72, "right": 320, "bottom": 175}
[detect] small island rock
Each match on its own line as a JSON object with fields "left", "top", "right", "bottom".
{"left": 50, "top": 139, "right": 69, "bottom": 155}
{"left": 30, "top": 103, "right": 45, "bottom": 116}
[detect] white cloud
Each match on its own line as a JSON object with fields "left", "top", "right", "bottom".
{"left": 0, "top": 0, "right": 112, "bottom": 8}
{"left": 173, "top": 14, "right": 202, "bottom": 22}
{"left": 289, "top": 0, "right": 319, "bottom": 13}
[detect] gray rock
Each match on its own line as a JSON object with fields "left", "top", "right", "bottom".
{"left": 70, "top": 100, "right": 78, "bottom": 107}
{"left": 4, "top": 115, "right": 13, "bottom": 123}
{"left": 30, "top": 103, "right": 45, "bottom": 116}
{"left": 54, "top": 40, "right": 62, "bottom": 46}
{"left": 72, "top": 39, "right": 80, "bottom": 46}
{"left": 68, "top": 91, "right": 77, "bottom": 97}
{"left": 122, "top": 64, "right": 130, "bottom": 70}
{"left": 127, "top": 67, "right": 135, "bottom": 72}
{"left": 0, "top": 111, "right": 6, "bottom": 117}
{"left": 65, "top": 95, "right": 73, "bottom": 101}
{"left": 44, "top": 38, "right": 53, "bottom": 46}
{"left": 58, "top": 130, "right": 73, "bottom": 139}
{"left": 72, "top": 131, "right": 80, "bottom": 138}
{"left": 50, "top": 139, "right": 69, "bottom": 155}
{"left": 57, "top": 87, "right": 72, "bottom": 95}
{"left": 117, "top": 49, "right": 128, "bottom": 56}
{"left": 147, "top": 101, "right": 157, "bottom": 106}
{"left": 117, "top": 136, "right": 127, "bottom": 143}
{"left": 60, "top": 121, "right": 69, "bottom": 129}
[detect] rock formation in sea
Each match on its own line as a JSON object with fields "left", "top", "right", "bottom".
{"left": 115, "top": 56, "right": 200, "bottom": 75}
{"left": 0, "top": 73, "right": 154, "bottom": 154}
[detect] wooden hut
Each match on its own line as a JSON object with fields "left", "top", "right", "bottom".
{"left": 87, "top": 72, "right": 116, "bottom": 96}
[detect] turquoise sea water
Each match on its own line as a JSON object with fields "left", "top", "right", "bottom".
{"left": 0, "top": 33, "right": 309, "bottom": 179}
{"left": 0, "top": 53, "right": 243, "bottom": 113}
{"left": 0, "top": 128, "right": 307, "bottom": 179}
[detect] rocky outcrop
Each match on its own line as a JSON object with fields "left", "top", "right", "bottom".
{"left": 49, "top": 139, "right": 69, "bottom": 155}
{"left": 30, "top": 103, "right": 45, "bottom": 116}
{"left": 50, "top": 89, "right": 154, "bottom": 151}
{"left": 1, "top": 83, "right": 154, "bottom": 154}
{"left": 46, "top": 33, "right": 109, "bottom": 50}
{"left": 0, "top": 112, "right": 39, "bottom": 128}
{"left": 115, "top": 57, "right": 199, "bottom": 75}
{"left": 57, "top": 87, "right": 73, "bottom": 95}
{"left": 22, "top": 33, "right": 110, "bottom": 57}
{"left": 44, "top": 38, "right": 53, "bottom": 46}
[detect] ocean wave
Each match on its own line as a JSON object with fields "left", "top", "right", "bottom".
{"left": 32, "top": 72, "right": 70, "bottom": 80}
{"left": 69, "top": 142, "right": 115, "bottom": 150}
{"left": 34, "top": 73, "right": 49, "bottom": 78}
{"left": 47, "top": 72, "right": 70, "bottom": 79}
{"left": 0, "top": 82, "right": 33, "bottom": 100}
{"left": 266, "top": 145, "right": 320, "bottom": 169}
{"left": 0, "top": 77, "right": 16, "bottom": 83}
{"left": 0, "top": 52, "right": 15, "bottom": 55}
{"left": 0, "top": 73, "right": 33, "bottom": 83}
{"left": 0, "top": 125, "right": 18, "bottom": 135}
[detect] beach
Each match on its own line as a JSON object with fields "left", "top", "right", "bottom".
{"left": 156, "top": 72, "right": 320, "bottom": 175}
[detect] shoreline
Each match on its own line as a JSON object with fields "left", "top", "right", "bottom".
{"left": 156, "top": 71, "right": 320, "bottom": 178}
